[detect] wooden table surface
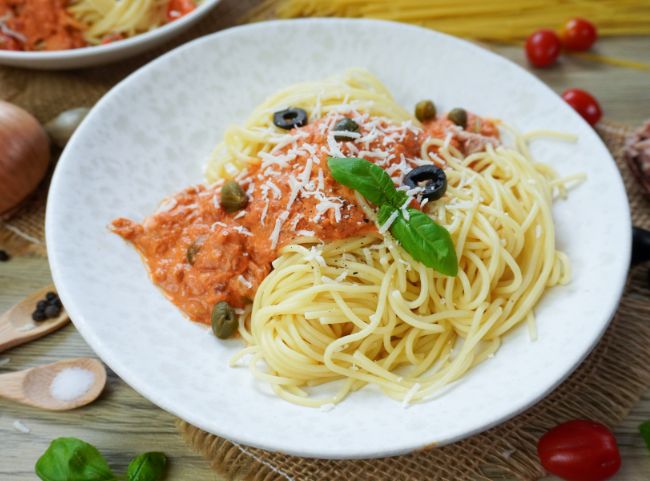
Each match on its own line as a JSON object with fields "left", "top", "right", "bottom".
{"left": 1, "top": 25, "right": 649, "bottom": 481}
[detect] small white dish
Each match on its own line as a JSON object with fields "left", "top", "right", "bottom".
{"left": 0, "top": 0, "right": 221, "bottom": 70}
{"left": 46, "top": 19, "right": 631, "bottom": 458}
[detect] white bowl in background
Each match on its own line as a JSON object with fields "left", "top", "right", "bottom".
{"left": 0, "top": 0, "right": 221, "bottom": 70}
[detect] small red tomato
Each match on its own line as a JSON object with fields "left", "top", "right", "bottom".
{"left": 562, "top": 88, "right": 602, "bottom": 126}
{"left": 166, "top": 0, "right": 196, "bottom": 22}
{"left": 561, "top": 18, "right": 598, "bottom": 51}
{"left": 525, "top": 29, "right": 562, "bottom": 68}
{"left": 538, "top": 420, "right": 621, "bottom": 481}
{"left": 0, "top": 33, "right": 23, "bottom": 51}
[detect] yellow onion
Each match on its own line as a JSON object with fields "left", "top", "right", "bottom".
{"left": 0, "top": 101, "right": 50, "bottom": 215}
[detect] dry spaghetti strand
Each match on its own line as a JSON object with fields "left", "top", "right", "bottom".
{"left": 248, "top": 0, "right": 650, "bottom": 41}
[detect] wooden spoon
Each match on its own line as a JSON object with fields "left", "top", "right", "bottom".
{"left": 0, "top": 284, "right": 70, "bottom": 353}
{"left": 0, "top": 358, "right": 106, "bottom": 410}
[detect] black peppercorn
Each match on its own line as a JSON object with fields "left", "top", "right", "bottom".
{"left": 0, "top": 250, "right": 9, "bottom": 262}
{"left": 44, "top": 305, "right": 61, "bottom": 319}
{"left": 32, "top": 310, "right": 46, "bottom": 322}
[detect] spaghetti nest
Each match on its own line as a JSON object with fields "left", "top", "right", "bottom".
{"left": 211, "top": 70, "right": 577, "bottom": 407}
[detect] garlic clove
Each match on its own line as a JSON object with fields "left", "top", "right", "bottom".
{"left": 44, "top": 107, "right": 91, "bottom": 149}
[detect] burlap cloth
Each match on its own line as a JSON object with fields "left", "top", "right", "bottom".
{"left": 1, "top": 3, "right": 650, "bottom": 480}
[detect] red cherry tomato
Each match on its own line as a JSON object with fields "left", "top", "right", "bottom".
{"left": 0, "top": 34, "right": 23, "bottom": 51}
{"left": 561, "top": 18, "right": 598, "bottom": 51}
{"left": 538, "top": 420, "right": 621, "bottom": 481}
{"left": 525, "top": 29, "right": 562, "bottom": 68}
{"left": 166, "top": 0, "right": 196, "bottom": 22}
{"left": 562, "top": 88, "right": 602, "bottom": 126}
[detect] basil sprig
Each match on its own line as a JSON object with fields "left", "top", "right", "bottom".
{"left": 328, "top": 157, "right": 458, "bottom": 276}
{"left": 35, "top": 437, "right": 167, "bottom": 481}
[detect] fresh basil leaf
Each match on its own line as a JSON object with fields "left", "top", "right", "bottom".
{"left": 327, "top": 157, "right": 407, "bottom": 208}
{"left": 382, "top": 207, "right": 458, "bottom": 276}
{"left": 640, "top": 421, "right": 650, "bottom": 451}
{"left": 35, "top": 437, "right": 116, "bottom": 481}
{"left": 127, "top": 452, "right": 167, "bottom": 481}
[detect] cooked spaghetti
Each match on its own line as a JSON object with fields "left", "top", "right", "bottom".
{"left": 112, "top": 69, "right": 580, "bottom": 407}
{"left": 0, "top": 0, "right": 198, "bottom": 51}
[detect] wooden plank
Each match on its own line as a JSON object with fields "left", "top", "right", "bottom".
{"left": 1, "top": 25, "right": 649, "bottom": 481}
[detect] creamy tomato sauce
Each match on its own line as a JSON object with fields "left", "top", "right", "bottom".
{"left": 0, "top": 0, "right": 86, "bottom": 51}
{"left": 112, "top": 111, "right": 498, "bottom": 325}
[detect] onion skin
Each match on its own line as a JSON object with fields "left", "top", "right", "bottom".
{"left": 0, "top": 101, "right": 50, "bottom": 215}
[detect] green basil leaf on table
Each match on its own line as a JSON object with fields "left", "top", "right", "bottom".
{"left": 127, "top": 452, "right": 167, "bottom": 481}
{"left": 35, "top": 437, "right": 116, "bottom": 481}
{"left": 379, "top": 206, "right": 458, "bottom": 276}
{"left": 327, "top": 157, "right": 407, "bottom": 208}
{"left": 640, "top": 421, "right": 650, "bottom": 451}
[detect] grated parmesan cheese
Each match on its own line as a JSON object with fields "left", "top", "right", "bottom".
{"left": 399, "top": 197, "right": 411, "bottom": 221}
{"left": 326, "top": 133, "right": 344, "bottom": 158}
{"left": 234, "top": 225, "right": 253, "bottom": 237}
{"left": 157, "top": 197, "right": 177, "bottom": 213}
{"left": 303, "top": 246, "right": 326, "bottom": 266}
{"left": 378, "top": 209, "right": 399, "bottom": 234}
{"left": 260, "top": 199, "right": 270, "bottom": 226}
{"left": 13, "top": 420, "right": 30, "bottom": 434}
{"left": 270, "top": 212, "right": 289, "bottom": 248}
{"left": 224, "top": 163, "right": 238, "bottom": 176}
{"left": 238, "top": 275, "right": 253, "bottom": 289}
{"left": 265, "top": 180, "right": 282, "bottom": 199}
{"left": 335, "top": 270, "right": 349, "bottom": 282}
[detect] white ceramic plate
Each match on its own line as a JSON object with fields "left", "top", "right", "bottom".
{"left": 0, "top": 0, "right": 221, "bottom": 69}
{"left": 46, "top": 19, "right": 631, "bottom": 459}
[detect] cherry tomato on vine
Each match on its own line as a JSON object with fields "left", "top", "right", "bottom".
{"left": 538, "top": 420, "right": 621, "bottom": 481}
{"left": 525, "top": 29, "right": 562, "bottom": 68}
{"left": 166, "top": 0, "right": 196, "bottom": 22}
{"left": 561, "top": 18, "right": 598, "bottom": 51}
{"left": 562, "top": 88, "right": 602, "bottom": 126}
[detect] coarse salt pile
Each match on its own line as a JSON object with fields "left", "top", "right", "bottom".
{"left": 50, "top": 367, "right": 95, "bottom": 402}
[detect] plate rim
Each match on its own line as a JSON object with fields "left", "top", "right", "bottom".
{"left": 46, "top": 17, "right": 632, "bottom": 459}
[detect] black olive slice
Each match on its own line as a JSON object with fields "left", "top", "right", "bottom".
{"left": 403, "top": 165, "right": 447, "bottom": 202}
{"left": 273, "top": 107, "right": 308, "bottom": 130}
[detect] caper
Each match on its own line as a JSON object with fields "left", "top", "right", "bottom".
{"left": 220, "top": 180, "right": 248, "bottom": 213}
{"left": 186, "top": 242, "right": 201, "bottom": 265}
{"left": 447, "top": 108, "right": 468, "bottom": 129}
{"left": 414, "top": 100, "right": 436, "bottom": 122}
{"left": 211, "top": 301, "right": 238, "bottom": 339}
{"left": 333, "top": 117, "right": 359, "bottom": 141}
